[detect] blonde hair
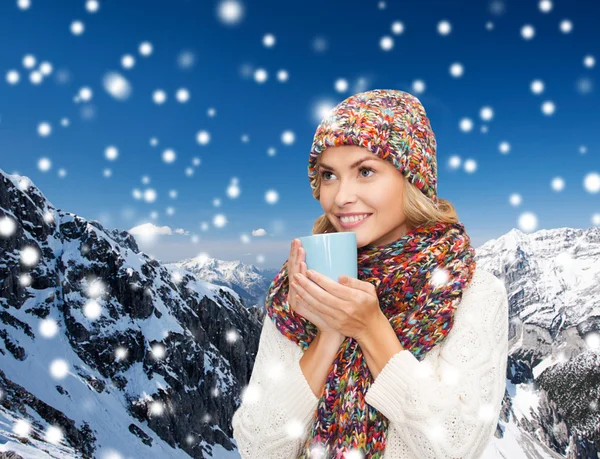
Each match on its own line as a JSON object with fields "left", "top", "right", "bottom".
{"left": 311, "top": 157, "right": 459, "bottom": 235}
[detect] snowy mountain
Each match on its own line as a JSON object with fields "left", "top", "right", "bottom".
{"left": 164, "top": 257, "right": 280, "bottom": 312}
{"left": 1, "top": 166, "right": 599, "bottom": 458}
{"left": 0, "top": 169, "right": 264, "bottom": 458}
{"left": 476, "top": 226, "right": 600, "bottom": 458}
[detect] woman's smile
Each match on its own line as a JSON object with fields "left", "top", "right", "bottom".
{"left": 338, "top": 213, "right": 373, "bottom": 229}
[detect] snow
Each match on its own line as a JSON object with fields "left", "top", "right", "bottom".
{"left": 0, "top": 205, "right": 203, "bottom": 457}
{"left": 482, "top": 412, "right": 564, "bottom": 458}
{"left": 118, "top": 362, "right": 170, "bottom": 398}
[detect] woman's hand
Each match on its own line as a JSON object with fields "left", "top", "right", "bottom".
{"left": 287, "top": 239, "right": 346, "bottom": 340}
{"left": 290, "top": 268, "right": 384, "bottom": 344}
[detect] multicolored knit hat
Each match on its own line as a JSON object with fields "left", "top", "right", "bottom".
{"left": 308, "top": 89, "right": 439, "bottom": 206}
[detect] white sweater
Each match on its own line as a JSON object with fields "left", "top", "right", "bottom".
{"left": 232, "top": 267, "right": 509, "bottom": 458}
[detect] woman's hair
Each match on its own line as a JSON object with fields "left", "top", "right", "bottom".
{"left": 311, "top": 157, "right": 459, "bottom": 235}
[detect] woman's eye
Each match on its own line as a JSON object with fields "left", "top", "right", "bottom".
{"left": 360, "top": 167, "right": 374, "bottom": 178}
{"left": 320, "top": 167, "right": 374, "bottom": 181}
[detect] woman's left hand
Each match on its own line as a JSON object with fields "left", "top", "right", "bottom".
{"left": 290, "top": 269, "right": 384, "bottom": 343}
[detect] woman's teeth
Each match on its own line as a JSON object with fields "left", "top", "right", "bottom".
{"left": 340, "top": 214, "right": 370, "bottom": 223}
{"left": 338, "top": 213, "right": 372, "bottom": 228}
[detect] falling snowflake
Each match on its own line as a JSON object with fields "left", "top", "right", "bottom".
{"left": 379, "top": 36, "right": 394, "bottom": 51}
{"left": 71, "top": 20, "right": 85, "bottom": 35}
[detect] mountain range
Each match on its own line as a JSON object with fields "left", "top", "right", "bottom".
{"left": 0, "top": 168, "right": 598, "bottom": 458}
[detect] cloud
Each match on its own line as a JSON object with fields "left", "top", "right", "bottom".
{"left": 128, "top": 222, "right": 173, "bottom": 236}
{"left": 128, "top": 222, "right": 194, "bottom": 244}
{"left": 252, "top": 228, "right": 267, "bottom": 236}
{"left": 128, "top": 224, "right": 190, "bottom": 237}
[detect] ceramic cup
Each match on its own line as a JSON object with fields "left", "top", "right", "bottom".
{"left": 298, "top": 232, "right": 358, "bottom": 283}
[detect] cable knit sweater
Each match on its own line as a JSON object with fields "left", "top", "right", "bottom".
{"left": 232, "top": 267, "right": 509, "bottom": 458}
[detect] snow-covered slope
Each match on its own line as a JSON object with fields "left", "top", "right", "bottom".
{"left": 476, "top": 226, "right": 600, "bottom": 458}
{"left": 0, "top": 170, "right": 263, "bottom": 458}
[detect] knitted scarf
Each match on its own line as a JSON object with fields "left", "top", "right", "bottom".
{"left": 264, "top": 220, "right": 477, "bottom": 458}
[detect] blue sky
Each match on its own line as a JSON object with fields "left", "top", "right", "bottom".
{"left": 0, "top": 0, "right": 598, "bottom": 269}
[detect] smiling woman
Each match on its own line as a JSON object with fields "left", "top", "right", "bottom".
{"left": 311, "top": 146, "right": 460, "bottom": 245}
{"left": 232, "top": 89, "right": 508, "bottom": 459}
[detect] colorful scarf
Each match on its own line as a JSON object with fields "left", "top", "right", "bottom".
{"left": 265, "top": 220, "right": 477, "bottom": 458}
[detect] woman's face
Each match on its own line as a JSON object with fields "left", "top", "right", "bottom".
{"left": 317, "top": 145, "right": 411, "bottom": 248}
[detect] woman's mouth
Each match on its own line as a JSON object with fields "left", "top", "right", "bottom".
{"left": 338, "top": 213, "right": 372, "bottom": 229}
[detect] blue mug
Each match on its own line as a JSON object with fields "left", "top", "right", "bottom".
{"left": 298, "top": 232, "right": 357, "bottom": 283}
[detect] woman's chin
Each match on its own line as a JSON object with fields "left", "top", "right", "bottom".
{"left": 357, "top": 238, "right": 370, "bottom": 248}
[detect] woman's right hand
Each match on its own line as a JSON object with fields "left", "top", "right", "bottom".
{"left": 287, "top": 238, "right": 345, "bottom": 340}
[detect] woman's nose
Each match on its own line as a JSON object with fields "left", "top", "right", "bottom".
{"left": 334, "top": 183, "right": 359, "bottom": 207}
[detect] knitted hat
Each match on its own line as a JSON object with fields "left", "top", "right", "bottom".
{"left": 308, "top": 89, "right": 439, "bottom": 206}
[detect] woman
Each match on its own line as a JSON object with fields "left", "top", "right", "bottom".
{"left": 232, "top": 89, "right": 509, "bottom": 459}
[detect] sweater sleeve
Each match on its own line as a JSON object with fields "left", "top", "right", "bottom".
{"left": 231, "top": 314, "right": 320, "bottom": 458}
{"left": 364, "top": 271, "right": 509, "bottom": 459}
